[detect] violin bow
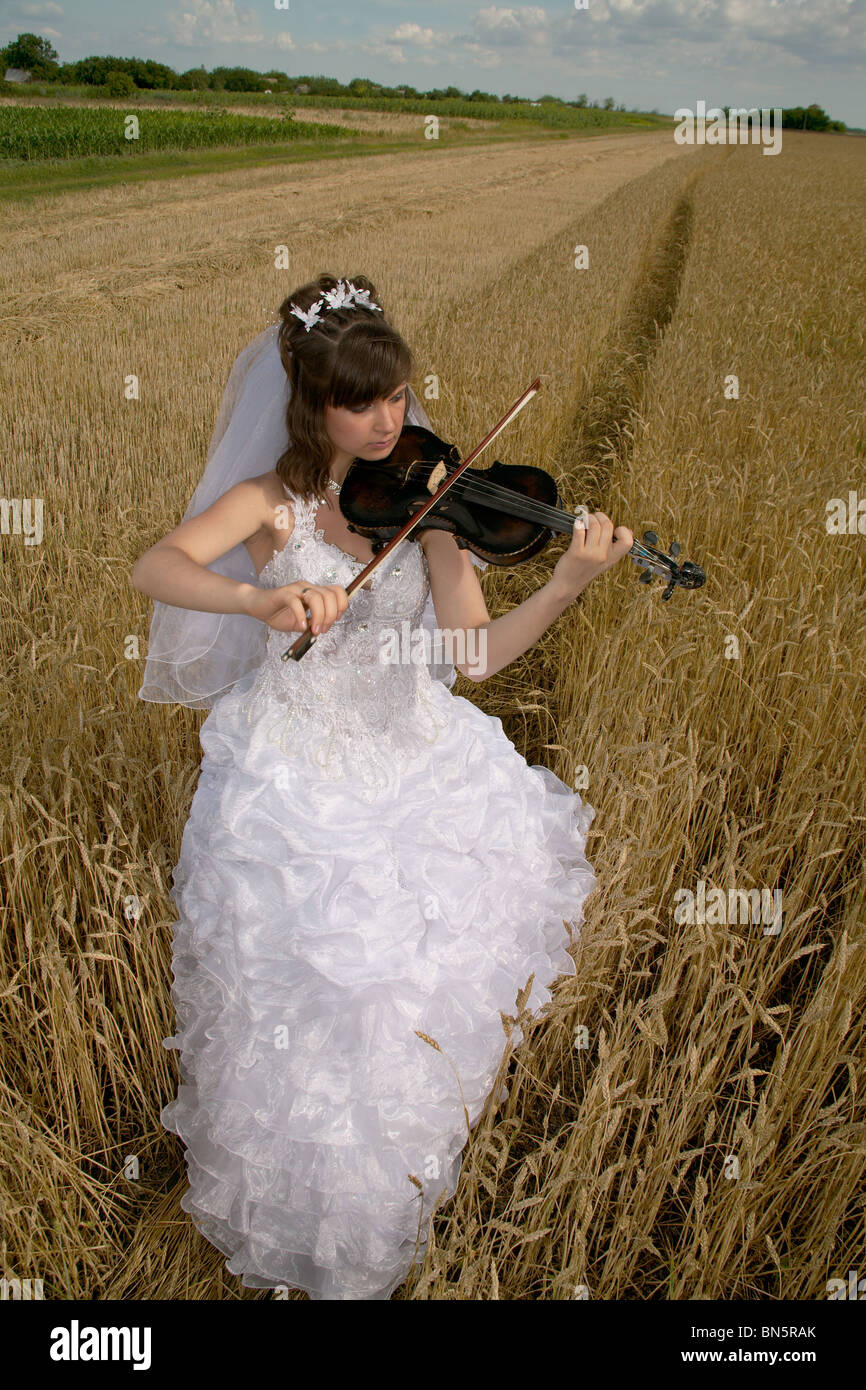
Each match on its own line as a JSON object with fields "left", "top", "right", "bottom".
{"left": 282, "top": 377, "right": 543, "bottom": 662}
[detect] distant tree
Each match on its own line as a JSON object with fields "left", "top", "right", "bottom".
{"left": 211, "top": 66, "right": 267, "bottom": 92}
{"left": 70, "top": 56, "right": 124, "bottom": 86}
{"left": 66, "top": 54, "right": 174, "bottom": 88}
{"left": 125, "top": 57, "right": 176, "bottom": 89}
{"left": 178, "top": 66, "right": 209, "bottom": 90}
{"left": 444, "top": 86, "right": 462, "bottom": 99}
{"left": 298, "top": 74, "right": 343, "bottom": 96}
{"left": 103, "top": 70, "right": 136, "bottom": 96}
{"left": 781, "top": 102, "right": 845, "bottom": 132}
{"left": 348, "top": 77, "right": 374, "bottom": 96}
{"left": 602, "top": 96, "right": 615, "bottom": 110}
{"left": 1, "top": 32, "right": 59, "bottom": 79}
{"left": 575, "top": 92, "right": 588, "bottom": 107}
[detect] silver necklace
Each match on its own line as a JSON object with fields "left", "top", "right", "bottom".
{"left": 327, "top": 478, "right": 341, "bottom": 494}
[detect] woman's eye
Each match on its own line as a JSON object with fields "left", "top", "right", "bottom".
{"left": 350, "top": 389, "right": 406, "bottom": 414}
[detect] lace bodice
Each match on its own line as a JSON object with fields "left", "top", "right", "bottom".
{"left": 239, "top": 488, "right": 448, "bottom": 799}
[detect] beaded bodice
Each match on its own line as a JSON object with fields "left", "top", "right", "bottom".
{"left": 238, "top": 488, "right": 448, "bottom": 799}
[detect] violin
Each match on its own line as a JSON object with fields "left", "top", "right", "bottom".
{"left": 283, "top": 378, "right": 705, "bottom": 662}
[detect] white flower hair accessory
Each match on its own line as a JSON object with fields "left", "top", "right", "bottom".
{"left": 289, "top": 279, "right": 382, "bottom": 332}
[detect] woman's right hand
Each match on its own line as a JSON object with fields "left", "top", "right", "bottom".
{"left": 244, "top": 581, "right": 349, "bottom": 635}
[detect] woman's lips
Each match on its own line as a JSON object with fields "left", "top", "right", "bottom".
{"left": 370, "top": 436, "right": 394, "bottom": 450}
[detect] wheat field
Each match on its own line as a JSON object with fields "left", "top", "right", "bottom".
{"left": 1, "top": 127, "right": 863, "bottom": 1300}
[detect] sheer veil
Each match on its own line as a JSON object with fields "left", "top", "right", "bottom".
{"left": 137, "top": 325, "right": 485, "bottom": 708}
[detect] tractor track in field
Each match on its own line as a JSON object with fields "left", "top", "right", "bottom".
{"left": 556, "top": 159, "right": 729, "bottom": 498}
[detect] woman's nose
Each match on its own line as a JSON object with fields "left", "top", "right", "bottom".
{"left": 372, "top": 402, "right": 398, "bottom": 430}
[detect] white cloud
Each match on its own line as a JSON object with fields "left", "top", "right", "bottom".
{"left": 167, "top": 0, "right": 265, "bottom": 47}
{"left": 392, "top": 24, "right": 443, "bottom": 48}
{"left": 436, "top": 0, "right": 866, "bottom": 78}
{"left": 579, "top": 0, "right": 866, "bottom": 67}
{"left": 360, "top": 38, "right": 407, "bottom": 63}
{"left": 18, "top": 2, "right": 64, "bottom": 14}
{"left": 473, "top": 7, "right": 549, "bottom": 45}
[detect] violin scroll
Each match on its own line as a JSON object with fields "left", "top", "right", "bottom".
{"left": 629, "top": 531, "right": 706, "bottom": 600}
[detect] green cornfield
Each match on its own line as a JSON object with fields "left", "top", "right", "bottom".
{"left": 0, "top": 106, "right": 354, "bottom": 160}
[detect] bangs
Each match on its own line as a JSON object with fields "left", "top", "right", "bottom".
{"left": 326, "top": 329, "right": 413, "bottom": 410}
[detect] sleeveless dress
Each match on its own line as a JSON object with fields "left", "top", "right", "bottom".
{"left": 161, "top": 487, "right": 597, "bottom": 1300}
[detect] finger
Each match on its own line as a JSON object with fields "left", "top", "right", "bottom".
{"left": 318, "top": 588, "right": 340, "bottom": 628}
{"left": 299, "top": 590, "right": 328, "bottom": 630}
{"left": 595, "top": 514, "right": 614, "bottom": 552}
{"left": 302, "top": 589, "right": 342, "bottom": 634}
{"left": 330, "top": 584, "right": 350, "bottom": 616}
{"left": 313, "top": 586, "right": 348, "bottom": 629}
{"left": 285, "top": 597, "right": 309, "bottom": 631}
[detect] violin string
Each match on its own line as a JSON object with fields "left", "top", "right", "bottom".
{"left": 417, "top": 469, "right": 655, "bottom": 563}
{"left": 435, "top": 470, "right": 575, "bottom": 531}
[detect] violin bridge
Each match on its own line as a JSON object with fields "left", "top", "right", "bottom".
{"left": 427, "top": 461, "right": 448, "bottom": 494}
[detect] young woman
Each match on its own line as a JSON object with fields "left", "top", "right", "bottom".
{"left": 131, "top": 273, "right": 633, "bottom": 1299}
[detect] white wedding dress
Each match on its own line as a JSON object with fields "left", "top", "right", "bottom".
{"left": 161, "top": 488, "right": 597, "bottom": 1300}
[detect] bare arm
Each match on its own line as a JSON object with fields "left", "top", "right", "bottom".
{"left": 129, "top": 477, "right": 277, "bottom": 614}
{"left": 420, "top": 513, "right": 634, "bottom": 682}
{"left": 130, "top": 477, "right": 349, "bottom": 636}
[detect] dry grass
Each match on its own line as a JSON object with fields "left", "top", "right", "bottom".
{"left": 1, "top": 129, "right": 863, "bottom": 1300}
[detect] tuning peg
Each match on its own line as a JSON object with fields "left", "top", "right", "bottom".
{"left": 669, "top": 541, "right": 681, "bottom": 557}
{"left": 639, "top": 570, "right": 654, "bottom": 583}
{"left": 643, "top": 530, "right": 658, "bottom": 545}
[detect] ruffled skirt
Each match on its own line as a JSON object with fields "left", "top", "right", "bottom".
{"left": 161, "top": 671, "right": 596, "bottom": 1299}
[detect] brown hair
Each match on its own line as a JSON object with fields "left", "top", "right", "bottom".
{"left": 274, "top": 273, "right": 413, "bottom": 501}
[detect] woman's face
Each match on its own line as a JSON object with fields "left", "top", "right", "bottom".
{"left": 323, "top": 381, "right": 409, "bottom": 469}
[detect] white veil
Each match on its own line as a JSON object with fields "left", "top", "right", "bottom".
{"left": 137, "top": 325, "right": 486, "bottom": 708}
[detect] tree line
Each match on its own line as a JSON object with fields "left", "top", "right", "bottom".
{"left": 0, "top": 32, "right": 848, "bottom": 130}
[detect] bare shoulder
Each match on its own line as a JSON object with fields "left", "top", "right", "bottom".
{"left": 254, "top": 470, "right": 295, "bottom": 542}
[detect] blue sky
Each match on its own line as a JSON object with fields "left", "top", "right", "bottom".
{"left": 2, "top": 0, "right": 864, "bottom": 126}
